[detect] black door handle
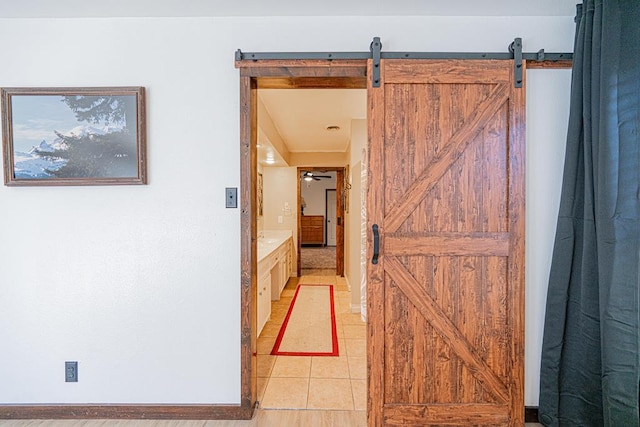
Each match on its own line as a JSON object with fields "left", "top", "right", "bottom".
{"left": 372, "top": 224, "right": 379, "bottom": 265}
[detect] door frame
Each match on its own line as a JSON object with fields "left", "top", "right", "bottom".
{"left": 325, "top": 188, "right": 337, "bottom": 247}
{"left": 236, "top": 56, "right": 561, "bottom": 422}
{"left": 237, "top": 60, "right": 367, "bottom": 416}
{"left": 297, "top": 166, "right": 344, "bottom": 276}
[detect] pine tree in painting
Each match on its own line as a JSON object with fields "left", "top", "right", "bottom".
{"left": 62, "top": 95, "right": 136, "bottom": 132}
{"left": 33, "top": 95, "right": 138, "bottom": 178}
{"left": 35, "top": 130, "right": 136, "bottom": 178}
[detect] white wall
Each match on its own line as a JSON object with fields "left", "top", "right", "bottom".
{"left": 300, "top": 173, "right": 336, "bottom": 247}
{"left": 301, "top": 173, "right": 336, "bottom": 218}
{"left": 262, "top": 166, "right": 298, "bottom": 268}
{"left": 0, "top": 15, "right": 573, "bottom": 406}
{"left": 0, "top": 18, "right": 241, "bottom": 404}
{"left": 525, "top": 68, "right": 571, "bottom": 404}
{"left": 345, "top": 119, "right": 367, "bottom": 313}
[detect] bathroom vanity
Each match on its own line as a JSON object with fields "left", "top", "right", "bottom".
{"left": 257, "top": 230, "right": 293, "bottom": 335}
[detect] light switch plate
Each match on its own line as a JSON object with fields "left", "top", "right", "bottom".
{"left": 225, "top": 188, "right": 238, "bottom": 208}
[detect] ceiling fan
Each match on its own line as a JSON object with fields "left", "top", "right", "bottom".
{"left": 302, "top": 171, "right": 331, "bottom": 181}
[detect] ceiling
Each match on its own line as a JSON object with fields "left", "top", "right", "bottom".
{"left": 259, "top": 89, "right": 366, "bottom": 155}
{"left": 0, "top": 0, "right": 579, "bottom": 18}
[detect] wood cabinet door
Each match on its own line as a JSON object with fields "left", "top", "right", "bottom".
{"left": 366, "top": 59, "right": 525, "bottom": 426}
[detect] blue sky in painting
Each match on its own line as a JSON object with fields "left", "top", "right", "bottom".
{"left": 10, "top": 95, "right": 82, "bottom": 152}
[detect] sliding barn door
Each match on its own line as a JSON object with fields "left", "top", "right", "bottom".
{"left": 367, "top": 59, "right": 525, "bottom": 426}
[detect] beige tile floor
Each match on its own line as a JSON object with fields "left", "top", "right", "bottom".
{"left": 257, "top": 274, "right": 366, "bottom": 411}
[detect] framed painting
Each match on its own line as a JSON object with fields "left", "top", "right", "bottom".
{"left": 1, "top": 87, "right": 146, "bottom": 186}
{"left": 257, "top": 172, "right": 263, "bottom": 217}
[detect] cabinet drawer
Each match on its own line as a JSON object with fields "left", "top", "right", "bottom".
{"left": 301, "top": 215, "right": 325, "bottom": 245}
{"left": 301, "top": 215, "right": 324, "bottom": 224}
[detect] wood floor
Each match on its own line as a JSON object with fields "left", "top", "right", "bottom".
{"left": 0, "top": 410, "right": 366, "bottom": 427}
{"left": 0, "top": 415, "right": 544, "bottom": 427}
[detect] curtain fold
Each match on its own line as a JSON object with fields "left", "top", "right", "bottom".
{"left": 539, "top": 1, "right": 640, "bottom": 426}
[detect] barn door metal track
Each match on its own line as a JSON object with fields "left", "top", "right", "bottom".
{"left": 235, "top": 37, "right": 572, "bottom": 88}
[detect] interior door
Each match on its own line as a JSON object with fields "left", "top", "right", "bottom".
{"left": 326, "top": 189, "right": 337, "bottom": 246}
{"left": 367, "top": 59, "right": 525, "bottom": 426}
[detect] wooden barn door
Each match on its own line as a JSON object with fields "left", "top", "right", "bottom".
{"left": 367, "top": 59, "right": 525, "bottom": 426}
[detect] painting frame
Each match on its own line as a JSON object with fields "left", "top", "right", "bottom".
{"left": 1, "top": 86, "right": 147, "bottom": 186}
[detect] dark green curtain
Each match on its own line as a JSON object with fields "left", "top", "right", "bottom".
{"left": 539, "top": 1, "right": 640, "bottom": 426}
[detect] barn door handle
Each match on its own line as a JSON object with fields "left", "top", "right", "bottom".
{"left": 372, "top": 224, "right": 379, "bottom": 265}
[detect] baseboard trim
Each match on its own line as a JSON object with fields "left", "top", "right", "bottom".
{"left": 0, "top": 404, "right": 253, "bottom": 420}
{"left": 2, "top": 404, "right": 536, "bottom": 421}
{"left": 343, "top": 277, "right": 363, "bottom": 314}
{"left": 525, "top": 406, "right": 539, "bottom": 423}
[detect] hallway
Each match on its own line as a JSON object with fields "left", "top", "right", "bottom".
{"left": 256, "top": 274, "right": 366, "bottom": 411}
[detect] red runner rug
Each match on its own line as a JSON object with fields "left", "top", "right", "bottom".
{"left": 271, "top": 284, "right": 339, "bottom": 356}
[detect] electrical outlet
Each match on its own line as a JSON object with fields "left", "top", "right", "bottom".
{"left": 65, "top": 361, "right": 78, "bottom": 382}
{"left": 225, "top": 187, "right": 238, "bottom": 208}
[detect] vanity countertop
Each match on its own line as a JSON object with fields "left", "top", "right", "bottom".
{"left": 258, "top": 230, "right": 292, "bottom": 263}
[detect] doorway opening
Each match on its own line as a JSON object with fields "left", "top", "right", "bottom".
{"left": 254, "top": 86, "right": 366, "bottom": 411}
{"left": 297, "top": 167, "right": 344, "bottom": 277}
{"left": 255, "top": 113, "right": 364, "bottom": 411}
{"left": 299, "top": 170, "right": 337, "bottom": 275}
{"left": 237, "top": 61, "right": 369, "bottom": 418}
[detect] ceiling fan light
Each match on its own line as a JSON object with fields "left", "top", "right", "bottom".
{"left": 303, "top": 176, "right": 313, "bottom": 182}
